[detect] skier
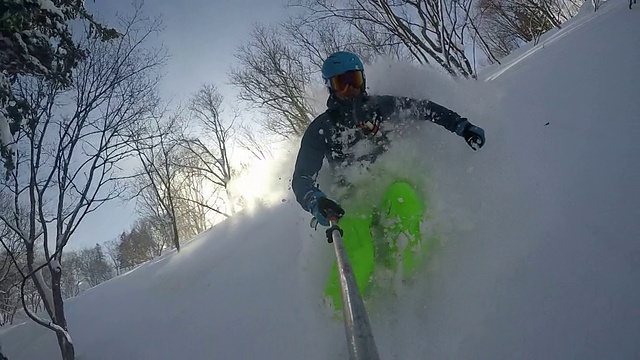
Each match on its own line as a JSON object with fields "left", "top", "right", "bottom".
{"left": 291, "top": 51, "right": 485, "bottom": 308}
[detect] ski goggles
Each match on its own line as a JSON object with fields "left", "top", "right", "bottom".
{"left": 328, "top": 70, "right": 365, "bottom": 92}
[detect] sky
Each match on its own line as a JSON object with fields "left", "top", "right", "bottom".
{"left": 90, "top": 0, "right": 292, "bottom": 100}
{"left": 69, "top": 0, "right": 293, "bottom": 250}
{"left": 2, "top": 1, "right": 639, "bottom": 358}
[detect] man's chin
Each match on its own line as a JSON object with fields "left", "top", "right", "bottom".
{"left": 336, "top": 90, "right": 362, "bottom": 101}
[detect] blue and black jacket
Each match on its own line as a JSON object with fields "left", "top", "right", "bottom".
{"left": 292, "top": 93, "right": 468, "bottom": 211}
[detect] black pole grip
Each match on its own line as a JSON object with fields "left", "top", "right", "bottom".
{"left": 325, "top": 224, "right": 343, "bottom": 243}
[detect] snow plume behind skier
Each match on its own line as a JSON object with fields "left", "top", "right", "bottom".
{"left": 291, "top": 51, "right": 486, "bottom": 309}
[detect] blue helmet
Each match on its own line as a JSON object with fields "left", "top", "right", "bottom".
{"left": 321, "top": 51, "right": 365, "bottom": 82}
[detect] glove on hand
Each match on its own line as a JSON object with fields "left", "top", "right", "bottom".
{"left": 304, "top": 190, "right": 345, "bottom": 226}
{"left": 455, "top": 119, "right": 486, "bottom": 151}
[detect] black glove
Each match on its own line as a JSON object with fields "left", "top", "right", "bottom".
{"left": 316, "top": 197, "right": 345, "bottom": 225}
{"left": 318, "top": 198, "right": 345, "bottom": 243}
{"left": 305, "top": 189, "right": 345, "bottom": 226}
{"left": 455, "top": 119, "right": 485, "bottom": 151}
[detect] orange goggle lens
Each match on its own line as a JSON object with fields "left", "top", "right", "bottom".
{"left": 330, "top": 70, "right": 364, "bottom": 92}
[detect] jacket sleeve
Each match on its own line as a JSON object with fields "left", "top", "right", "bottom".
{"left": 375, "top": 95, "right": 467, "bottom": 133}
{"left": 292, "top": 120, "right": 326, "bottom": 211}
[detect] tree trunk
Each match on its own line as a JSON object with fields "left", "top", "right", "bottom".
{"left": 226, "top": 187, "right": 235, "bottom": 215}
{"left": 24, "top": 246, "right": 76, "bottom": 359}
{"left": 171, "top": 214, "right": 181, "bottom": 252}
{"left": 26, "top": 245, "right": 54, "bottom": 318}
{"left": 55, "top": 329, "right": 75, "bottom": 360}
{"left": 51, "top": 265, "right": 75, "bottom": 360}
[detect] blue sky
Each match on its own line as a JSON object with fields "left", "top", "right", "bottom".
{"left": 70, "top": 0, "right": 292, "bottom": 250}
{"left": 90, "top": 0, "right": 291, "bottom": 101}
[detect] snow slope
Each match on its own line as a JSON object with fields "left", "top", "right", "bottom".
{"left": 2, "top": 1, "right": 639, "bottom": 359}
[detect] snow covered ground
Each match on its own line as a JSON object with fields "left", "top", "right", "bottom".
{"left": 2, "top": 1, "right": 639, "bottom": 359}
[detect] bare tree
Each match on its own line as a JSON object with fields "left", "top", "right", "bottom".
{"left": 474, "top": 0, "right": 581, "bottom": 59}
{"left": 131, "top": 86, "right": 236, "bottom": 240}
{"left": 132, "top": 109, "right": 228, "bottom": 250}
{"left": 474, "top": 0, "right": 526, "bottom": 59}
{"left": 59, "top": 250, "right": 82, "bottom": 299}
{"left": 519, "top": 0, "right": 580, "bottom": 27}
{"left": 181, "top": 84, "right": 236, "bottom": 214}
{"left": 237, "top": 124, "right": 274, "bottom": 161}
{"left": 0, "top": 206, "right": 27, "bottom": 325}
{"left": 0, "top": 8, "right": 165, "bottom": 359}
{"left": 282, "top": 14, "right": 409, "bottom": 71}
{"left": 131, "top": 109, "right": 187, "bottom": 251}
{"left": 132, "top": 175, "right": 171, "bottom": 254}
{"left": 169, "top": 151, "right": 218, "bottom": 238}
{"left": 230, "top": 25, "right": 316, "bottom": 138}
{"left": 479, "top": 0, "right": 554, "bottom": 45}
{"left": 105, "top": 238, "right": 127, "bottom": 275}
{"left": 171, "top": 171, "right": 211, "bottom": 238}
{"left": 0, "top": 247, "right": 22, "bottom": 325}
{"left": 291, "top": 0, "right": 483, "bottom": 78}
{"left": 593, "top": 0, "right": 604, "bottom": 11}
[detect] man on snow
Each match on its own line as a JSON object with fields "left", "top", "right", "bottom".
{"left": 291, "top": 51, "right": 485, "bottom": 308}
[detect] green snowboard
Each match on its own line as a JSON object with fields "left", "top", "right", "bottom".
{"left": 324, "top": 181, "right": 426, "bottom": 310}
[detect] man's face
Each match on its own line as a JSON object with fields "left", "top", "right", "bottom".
{"left": 330, "top": 70, "right": 364, "bottom": 100}
{"left": 334, "top": 85, "right": 362, "bottom": 100}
